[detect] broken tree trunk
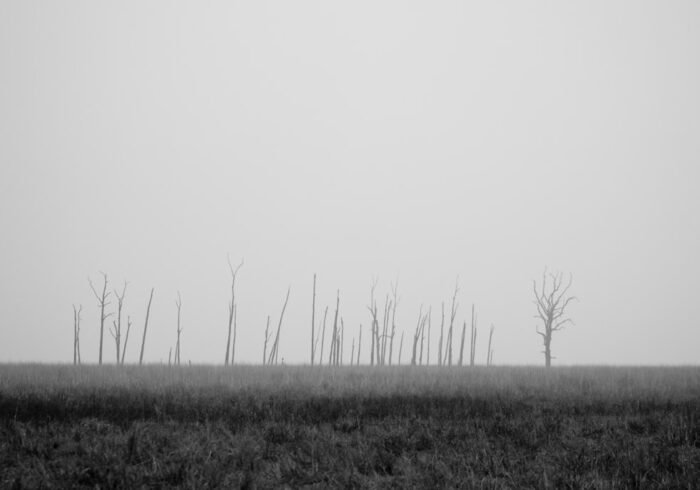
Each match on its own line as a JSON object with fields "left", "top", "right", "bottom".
{"left": 311, "top": 273, "right": 316, "bottom": 366}
{"left": 139, "top": 288, "right": 155, "bottom": 365}
{"left": 72, "top": 304, "right": 82, "bottom": 365}
{"left": 175, "top": 291, "right": 183, "bottom": 366}
{"left": 268, "top": 287, "right": 291, "bottom": 365}
{"left": 121, "top": 316, "right": 132, "bottom": 364}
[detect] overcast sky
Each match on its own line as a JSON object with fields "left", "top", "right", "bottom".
{"left": 1, "top": 1, "right": 698, "bottom": 365}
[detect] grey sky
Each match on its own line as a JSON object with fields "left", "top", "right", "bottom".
{"left": 1, "top": 1, "right": 698, "bottom": 364}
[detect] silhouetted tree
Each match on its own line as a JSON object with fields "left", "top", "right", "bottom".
{"left": 225, "top": 257, "right": 243, "bottom": 366}
{"left": 88, "top": 272, "right": 112, "bottom": 365}
{"left": 174, "top": 291, "right": 183, "bottom": 365}
{"left": 533, "top": 270, "right": 576, "bottom": 367}
{"left": 139, "top": 288, "right": 155, "bottom": 365}
{"left": 109, "top": 281, "right": 127, "bottom": 364}
{"left": 72, "top": 304, "right": 82, "bottom": 365}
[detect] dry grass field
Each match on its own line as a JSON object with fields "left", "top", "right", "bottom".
{"left": 1, "top": 364, "right": 700, "bottom": 488}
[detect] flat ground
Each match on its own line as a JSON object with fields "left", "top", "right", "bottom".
{"left": 1, "top": 365, "right": 699, "bottom": 488}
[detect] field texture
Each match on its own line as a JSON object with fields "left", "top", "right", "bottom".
{"left": 1, "top": 365, "right": 700, "bottom": 488}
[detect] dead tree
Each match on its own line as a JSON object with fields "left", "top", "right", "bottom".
{"left": 109, "top": 282, "right": 127, "bottom": 364}
{"left": 411, "top": 306, "right": 425, "bottom": 365}
{"left": 487, "top": 324, "right": 495, "bottom": 367}
{"left": 445, "top": 279, "right": 459, "bottom": 366}
{"left": 319, "top": 306, "right": 328, "bottom": 365}
{"left": 121, "top": 316, "right": 132, "bottom": 364}
{"left": 329, "top": 290, "right": 340, "bottom": 366}
{"left": 438, "top": 302, "right": 445, "bottom": 366}
{"left": 311, "top": 274, "right": 317, "bottom": 365}
{"left": 139, "top": 288, "right": 155, "bottom": 365}
{"left": 426, "top": 307, "right": 431, "bottom": 365}
{"left": 459, "top": 320, "right": 467, "bottom": 366}
{"left": 224, "top": 258, "right": 244, "bottom": 366}
{"left": 357, "top": 324, "right": 362, "bottom": 365}
{"left": 388, "top": 281, "right": 399, "bottom": 365}
{"left": 398, "top": 331, "right": 405, "bottom": 365}
{"left": 469, "top": 305, "right": 477, "bottom": 367}
{"left": 72, "top": 304, "right": 82, "bottom": 365}
{"left": 367, "top": 279, "right": 379, "bottom": 366}
{"left": 339, "top": 318, "right": 345, "bottom": 366}
{"left": 380, "top": 294, "right": 391, "bottom": 365}
{"left": 89, "top": 272, "right": 112, "bottom": 365}
{"left": 268, "top": 286, "right": 291, "bottom": 365}
{"left": 533, "top": 270, "right": 576, "bottom": 368}
{"left": 419, "top": 308, "right": 429, "bottom": 365}
{"left": 174, "top": 291, "right": 183, "bottom": 365}
{"left": 262, "top": 315, "right": 271, "bottom": 365}
{"left": 350, "top": 337, "right": 355, "bottom": 367}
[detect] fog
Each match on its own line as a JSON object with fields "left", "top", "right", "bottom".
{"left": 1, "top": 1, "right": 698, "bottom": 365}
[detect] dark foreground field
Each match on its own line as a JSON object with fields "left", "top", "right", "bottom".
{"left": 1, "top": 365, "right": 699, "bottom": 488}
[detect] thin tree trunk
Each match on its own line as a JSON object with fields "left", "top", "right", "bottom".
{"left": 329, "top": 290, "right": 340, "bottom": 366}
{"left": 269, "top": 287, "right": 291, "bottom": 365}
{"left": 72, "top": 305, "right": 82, "bottom": 365}
{"left": 89, "top": 273, "right": 112, "bottom": 365}
{"left": 263, "top": 315, "right": 271, "bottom": 365}
{"left": 459, "top": 320, "right": 467, "bottom": 366}
{"left": 319, "top": 306, "right": 328, "bottom": 365}
{"left": 357, "top": 324, "right": 362, "bottom": 365}
{"left": 470, "top": 305, "right": 477, "bottom": 367}
{"left": 139, "top": 288, "right": 154, "bottom": 365}
{"left": 231, "top": 304, "right": 237, "bottom": 364}
{"left": 487, "top": 324, "right": 495, "bottom": 366}
{"left": 398, "top": 331, "right": 404, "bottom": 365}
{"left": 447, "top": 280, "right": 459, "bottom": 366}
{"left": 311, "top": 273, "right": 316, "bottom": 366}
{"left": 175, "top": 291, "right": 182, "bottom": 366}
{"left": 121, "top": 316, "right": 131, "bottom": 364}
{"left": 438, "top": 302, "right": 444, "bottom": 367}
{"left": 426, "top": 308, "right": 431, "bottom": 366}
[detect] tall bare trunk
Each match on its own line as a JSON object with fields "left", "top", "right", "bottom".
{"left": 311, "top": 273, "right": 316, "bottom": 365}
{"left": 139, "top": 288, "right": 154, "bottom": 365}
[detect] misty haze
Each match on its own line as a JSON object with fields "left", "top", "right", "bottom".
{"left": 1, "top": 1, "right": 699, "bottom": 487}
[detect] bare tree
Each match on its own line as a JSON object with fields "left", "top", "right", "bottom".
{"left": 444, "top": 279, "right": 459, "bottom": 366}
{"left": 350, "top": 337, "right": 355, "bottom": 367}
{"left": 89, "top": 272, "right": 112, "bottom": 365}
{"left": 121, "top": 315, "right": 132, "bottom": 364}
{"left": 109, "top": 282, "right": 127, "bottom": 364}
{"left": 268, "top": 286, "right": 291, "bottom": 365}
{"left": 469, "top": 305, "right": 477, "bottom": 367}
{"left": 533, "top": 270, "right": 576, "bottom": 368}
{"left": 398, "top": 331, "right": 404, "bottom": 365}
{"left": 356, "top": 324, "right": 362, "bottom": 365}
{"left": 388, "top": 281, "right": 399, "bottom": 365}
{"left": 225, "top": 257, "right": 244, "bottom": 366}
{"left": 329, "top": 290, "right": 340, "bottom": 366}
{"left": 72, "top": 304, "right": 82, "bottom": 365}
{"left": 459, "top": 320, "right": 467, "bottom": 367}
{"left": 486, "top": 324, "right": 495, "bottom": 367}
{"left": 311, "top": 273, "right": 317, "bottom": 365}
{"left": 438, "top": 302, "right": 445, "bottom": 366}
{"left": 380, "top": 294, "right": 391, "bottom": 365}
{"left": 319, "top": 306, "right": 328, "bottom": 365}
{"left": 367, "top": 278, "right": 379, "bottom": 366}
{"left": 262, "top": 315, "right": 271, "bottom": 365}
{"left": 411, "top": 306, "right": 426, "bottom": 366}
{"left": 139, "top": 288, "right": 155, "bottom": 365}
{"left": 174, "top": 291, "right": 183, "bottom": 365}
{"left": 426, "top": 307, "right": 431, "bottom": 365}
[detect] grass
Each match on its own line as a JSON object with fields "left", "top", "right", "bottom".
{"left": 1, "top": 365, "right": 700, "bottom": 488}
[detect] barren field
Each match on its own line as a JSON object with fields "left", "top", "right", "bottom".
{"left": 1, "top": 365, "right": 699, "bottom": 488}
